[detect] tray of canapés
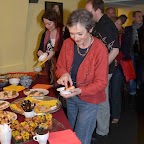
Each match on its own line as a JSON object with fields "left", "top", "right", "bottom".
{"left": 0, "top": 90, "right": 19, "bottom": 100}
{"left": 23, "top": 88, "right": 49, "bottom": 97}
{"left": 10, "top": 95, "right": 62, "bottom": 114}
{"left": 0, "top": 72, "right": 36, "bottom": 79}
{"left": 10, "top": 113, "right": 66, "bottom": 144}
{"left": 0, "top": 110, "right": 17, "bottom": 124}
{"left": 0, "top": 101, "right": 10, "bottom": 110}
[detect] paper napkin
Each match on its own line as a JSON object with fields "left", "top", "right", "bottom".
{"left": 49, "top": 129, "right": 82, "bottom": 144}
{"left": 3, "top": 85, "right": 25, "bottom": 92}
{"left": 32, "top": 84, "right": 52, "bottom": 89}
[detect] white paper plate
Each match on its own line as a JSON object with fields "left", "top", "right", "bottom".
{"left": 60, "top": 90, "right": 71, "bottom": 95}
{"left": 0, "top": 91, "right": 19, "bottom": 100}
{"left": 56, "top": 87, "right": 65, "bottom": 92}
{"left": 30, "top": 88, "right": 49, "bottom": 95}
{"left": 0, "top": 101, "right": 10, "bottom": 110}
{"left": 38, "top": 53, "right": 48, "bottom": 62}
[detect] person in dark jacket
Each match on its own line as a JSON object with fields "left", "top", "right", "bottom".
{"left": 121, "top": 11, "right": 144, "bottom": 96}
{"left": 85, "top": 0, "right": 119, "bottom": 142}
{"left": 110, "top": 15, "right": 127, "bottom": 124}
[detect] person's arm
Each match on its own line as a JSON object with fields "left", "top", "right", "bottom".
{"left": 105, "top": 22, "right": 120, "bottom": 64}
{"left": 108, "top": 48, "right": 119, "bottom": 64}
{"left": 47, "top": 50, "right": 55, "bottom": 60}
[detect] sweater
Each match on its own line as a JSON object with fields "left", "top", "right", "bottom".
{"left": 55, "top": 37, "right": 108, "bottom": 104}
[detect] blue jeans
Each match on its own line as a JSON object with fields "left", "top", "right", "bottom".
{"left": 128, "top": 55, "right": 136, "bottom": 95}
{"left": 129, "top": 79, "right": 136, "bottom": 95}
{"left": 67, "top": 96, "right": 99, "bottom": 144}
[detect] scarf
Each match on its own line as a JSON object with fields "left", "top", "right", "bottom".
{"left": 43, "top": 27, "right": 61, "bottom": 52}
{"left": 132, "top": 23, "right": 143, "bottom": 45}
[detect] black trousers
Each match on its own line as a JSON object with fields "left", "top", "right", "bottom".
{"left": 109, "top": 65, "right": 124, "bottom": 119}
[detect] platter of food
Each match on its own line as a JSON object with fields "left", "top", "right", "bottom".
{"left": 23, "top": 88, "right": 49, "bottom": 96}
{"left": 10, "top": 96, "right": 61, "bottom": 115}
{"left": 0, "top": 101, "right": 10, "bottom": 110}
{"left": 0, "top": 72, "right": 36, "bottom": 80}
{"left": 0, "top": 91, "right": 19, "bottom": 100}
{"left": 0, "top": 110, "right": 17, "bottom": 124}
{"left": 10, "top": 114, "right": 66, "bottom": 143}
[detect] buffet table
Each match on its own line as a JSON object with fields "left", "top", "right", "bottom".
{"left": 4, "top": 74, "right": 72, "bottom": 144}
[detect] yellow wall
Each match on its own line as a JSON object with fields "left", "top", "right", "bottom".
{"left": 118, "top": 5, "right": 144, "bottom": 27}
{"left": 0, "top": 0, "right": 144, "bottom": 73}
{"left": 0, "top": 0, "right": 81, "bottom": 73}
{"left": 0, "top": 0, "right": 28, "bottom": 73}
{"left": 26, "top": 0, "right": 81, "bottom": 71}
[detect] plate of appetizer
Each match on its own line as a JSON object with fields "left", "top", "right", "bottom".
{"left": 23, "top": 88, "right": 49, "bottom": 96}
{"left": 57, "top": 86, "right": 75, "bottom": 95}
{"left": 10, "top": 96, "right": 61, "bottom": 115}
{"left": 0, "top": 91, "right": 19, "bottom": 100}
{"left": 0, "top": 110, "right": 17, "bottom": 124}
{"left": 10, "top": 114, "right": 66, "bottom": 144}
{"left": 0, "top": 101, "right": 10, "bottom": 110}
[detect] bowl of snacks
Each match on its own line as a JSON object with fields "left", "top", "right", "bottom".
{"left": 0, "top": 79, "right": 8, "bottom": 88}
{"left": 9, "top": 78, "right": 20, "bottom": 86}
{"left": 20, "top": 79, "right": 33, "bottom": 88}
{"left": 20, "top": 75, "right": 32, "bottom": 80}
{"left": 33, "top": 66, "right": 42, "bottom": 72}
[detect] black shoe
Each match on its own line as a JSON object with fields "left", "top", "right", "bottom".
{"left": 128, "top": 94, "right": 136, "bottom": 110}
{"left": 91, "top": 133, "right": 111, "bottom": 144}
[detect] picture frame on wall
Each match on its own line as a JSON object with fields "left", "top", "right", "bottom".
{"left": 45, "top": 1, "right": 63, "bottom": 25}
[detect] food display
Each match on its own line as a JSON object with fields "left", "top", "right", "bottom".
{"left": 11, "top": 114, "right": 52, "bottom": 143}
{"left": 0, "top": 101, "right": 10, "bottom": 110}
{"left": 21, "top": 100, "right": 36, "bottom": 112}
{"left": 0, "top": 110, "right": 17, "bottom": 124}
{"left": 0, "top": 90, "right": 19, "bottom": 100}
{"left": 0, "top": 78, "right": 8, "bottom": 88}
{"left": 57, "top": 86, "right": 75, "bottom": 92}
{"left": 23, "top": 88, "right": 47, "bottom": 97}
{"left": 10, "top": 96, "right": 61, "bottom": 114}
{"left": 0, "top": 72, "right": 36, "bottom": 80}
{"left": 57, "top": 86, "right": 75, "bottom": 95}
{"left": 65, "top": 86, "right": 75, "bottom": 91}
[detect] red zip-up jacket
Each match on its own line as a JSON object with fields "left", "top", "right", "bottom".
{"left": 56, "top": 37, "right": 108, "bottom": 104}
